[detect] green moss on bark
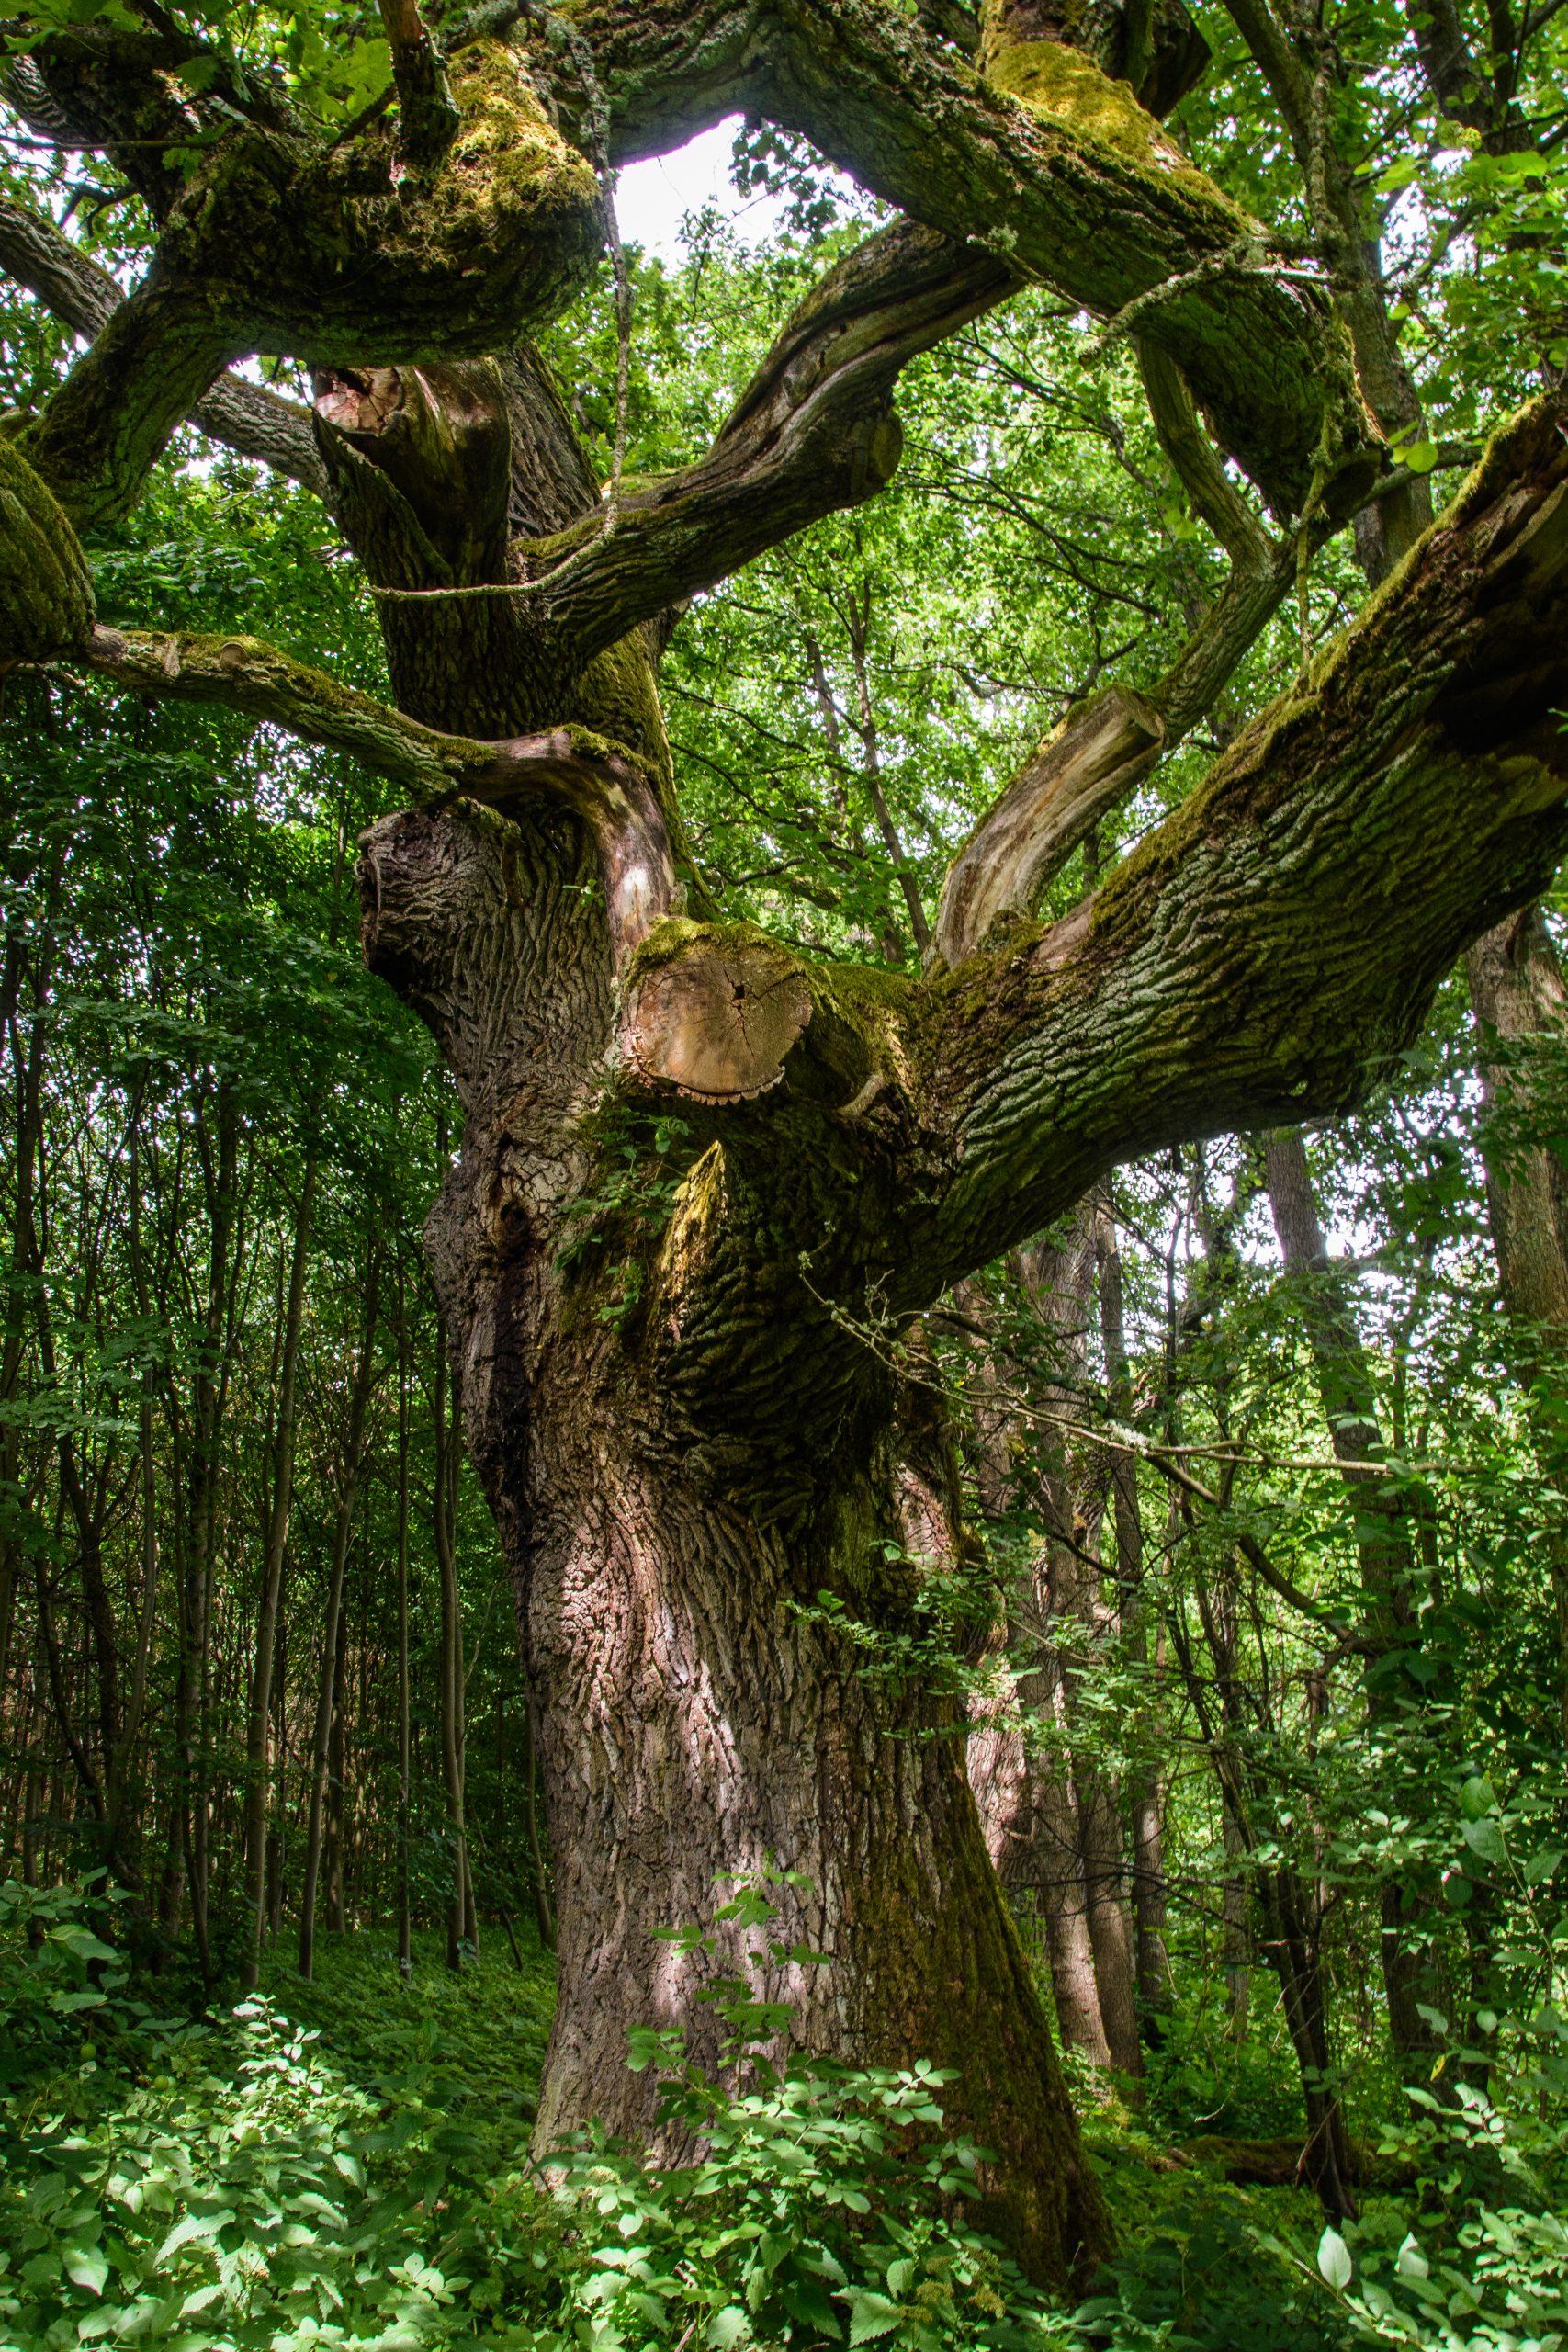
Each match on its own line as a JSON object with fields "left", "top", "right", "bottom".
{"left": 982, "top": 36, "right": 1222, "bottom": 200}
{"left": 0, "top": 435, "right": 95, "bottom": 664}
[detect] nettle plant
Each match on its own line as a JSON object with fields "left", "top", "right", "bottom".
{"left": 542, "top": 1868, "right": 1071, "bottom": 2350}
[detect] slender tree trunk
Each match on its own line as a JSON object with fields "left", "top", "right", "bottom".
{"left": 0, "top": 842, "right": 66, "bottom": 1709}
{"left": 1170, "top": 1584, "right": 1358, "bottom": 2220}
{"left": 167, "top": 1087, "right": 243, "bottom": 1980}
{"left": 299, "top": 1540, "right": 349, "bottom": 1981}
{"left": 327, "top": 1601, "right": 349, "bottom": 1930}
{"left": 106, "top": 1119, "right": 163, "bottom": 1900}
{"left": 965, "top": 1225, "right": 1117, "bottom": 2071}
{"left": 1034, "top": 1204, "right": 1143, "bottom": 2080}
{"left": 434, "top": 1326, "right": 469, "bottom": 1970}
{"left": 299, "top": 1228, "right": 378, "bottom": 1977}
{"left": 395, "top": 1261, "right": 413, "bottom": 1976}
{"left": 1032, "top": 1704, "right": 1112, "bottom": 2066}
{"left": 1221, "top": 1806, "right": 1251, "bottom": 2037}
{"left": 240, "top": 1146, "right": 318, "bottom": 1991}
{"left": 1265, "top": 1129, "right": 1438, "bottom": 2068}
{"left": 1093, "top": 1187, "right": 1170, "bottom": 2041}
{"left": 1258, "top": 1863, "right": 1359, "bottom": 2222}
{"left": 1466, "top": 907, "right": 1568, "bottom": 1734}
{"left": 959, "top": 1265, "right": 1111, "bottom": 2066}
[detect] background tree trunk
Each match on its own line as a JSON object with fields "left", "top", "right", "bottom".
{"left": 1264, "top": 1129, "right": 1440, "bottom": 2071}
{"left": 239, "top": 1148, "right": 316, "bottom": 1991}
{"left": 1467, "top": 908, "right": 1568, "bottom": 1732}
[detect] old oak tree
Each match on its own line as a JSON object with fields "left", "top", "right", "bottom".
{"left": 2, "top": 0, "right": 1566, "bottom": 2288}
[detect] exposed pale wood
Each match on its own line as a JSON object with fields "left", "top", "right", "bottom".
{"left": 619, "top": 936, "right": 813, "bottom": 1100}
{"left": 933, "top": 685, "right": 1165, "bottom": 967}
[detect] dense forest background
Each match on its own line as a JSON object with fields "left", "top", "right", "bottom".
{"left": 5, "top": 15, "right": 1568, "bottom": 2345}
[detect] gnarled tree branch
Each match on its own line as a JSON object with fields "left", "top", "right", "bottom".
{"left": 922, "top": 391, "right": 1568, "bottom": 1282}
{"left": 7, "top": 32, "right": 604, "bottom": 522}
{"left": 76, "top": 625, "right": 672, "bottom": 967}
{"left": 934, "top": 688, "right": 1166, "bottom": 967}
{"left": 518, "top": 218, "right": 1015, "bottom": 669}
{"left": 0, "top": 198, "right": 328, "bottom": 496}
{"left": 600, "top": 397, "right": 1568, "bottom": 1347}
{"left": 555, "top": 0, "right": 1380, "bottom": 515}
{"left": 932, "top": 344, "right": 1301, "bottom": 967}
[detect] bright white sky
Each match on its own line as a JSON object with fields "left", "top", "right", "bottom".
{"left": 616, "top": 118, "right": 786, "bottom": 261}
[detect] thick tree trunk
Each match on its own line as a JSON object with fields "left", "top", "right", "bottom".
{"left": 425, "top": 1172, "right": 1104, "bottom": 2278}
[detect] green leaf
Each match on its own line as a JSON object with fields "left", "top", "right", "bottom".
{"left": 63, "top": 2245, "right": 109, "bottom": 2296}
{"left": 781, "top": 2274, "right": 842, "bottom": 2335}
{"left": 47, "top": 1926, "right": 118, "bottom": 1962}
{"left": 844, "top": 2290, "right": 903, "bottom": 2344}
{"left": 155, "top": 2210, "right": 235, "bottom": 2267}
{"left": 1461, "top": 1815, "right": 1506, "bottom": 1865}
{"left": 1317, "top": 2228, "right": 1353, "bottom": 2292}
{"left": 1460, "top": 1776, "right": 1497, "bottom": 1820}
{"left": 706, "top": 2310, "right": 752, "bottom": 2348}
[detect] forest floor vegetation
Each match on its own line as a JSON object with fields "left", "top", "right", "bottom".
{"left": 12, "top": 1876, "right": 1567, "bottom": 2352}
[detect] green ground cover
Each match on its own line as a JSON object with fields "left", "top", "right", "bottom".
{"left": 4, "top": 1878, "right": 1566, "bottom": 2350}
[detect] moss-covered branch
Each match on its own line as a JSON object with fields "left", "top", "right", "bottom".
{"left": 558, "top": 0, "right": 1377, "bottom": 515}
{"left": 520, "top": 219, "right": 1014, "bottom": 668}
{"left": 78, "top": 625, "right": 672, "bottom": 965}
{"left": 0, "top": 436, "right": 95, "bottom": 665}
{"left": 9, "top": 30, "right": 603, "bottom": 524}
{"left": 0, "top": 198, "right": 329, "bottom": 499}
{"left": 602, "top": 397, "right": 1568, "bottom": 1383}
{"left": 920, "top": 392, "right": 1568, "bottom": 1283}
